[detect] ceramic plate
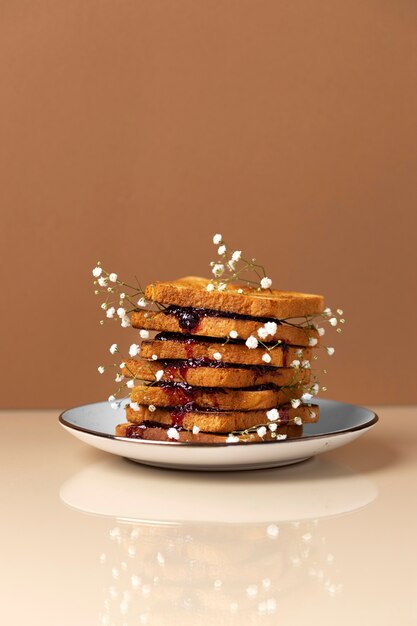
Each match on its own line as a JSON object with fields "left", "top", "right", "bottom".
{"left": 59, "top": 398, "right": 378, "bottom": 471}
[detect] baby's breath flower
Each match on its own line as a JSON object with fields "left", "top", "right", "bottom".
{"left": 245, "top": 335, "right": 259, "bottom": 349}
{"left": 129, "top": 401, "right": 139, "bottom": 411}
{"left": 294, "top": 416, "right": 302, "bottom": 426}
{"left": 301, "top": 392, "right": 313, "bottom": 402}
{"left": 120, "top": 293, "right": 125, "bottom": 300}
{"left": 121, "top": 316, "right": 130, "bottom": 328}
{"left": 117, "top": 307, "right": 126, "bottom": 318}
{"left": 192, "top": 425, "right": 200, "bottom": 434}
{"left": 276, "top": 434, "right": 287, "bottom": 440}
{"left": 101, "top": 303, "right": 107, "bottom": 310}
{"left": 92, "top": 266, "right": 102, "bottom": 277}
{"left": 108, "top": 395, "right": 116, "bottom": 403}
{"left": 226, "top": 434, "right": 240, "bottom": 443}
{"left": 115, "top": 373, "right": 124, "bottom": 382}
{"left": 151, "top": 354, "right": 158, "bottom": 360}
{"left": 329, "top": 317, "right": 337, "bottom": 327}
{"left": 109, "top": 273, "right": 118, "bottom": 283}
{"left": 266, "top": 408, "right": 279, "bottom": 422}
{"left": 237, "top": 288, "right": 244, "bottom": 294}
{"left": 231, "top": 250, "right": 241, "bottom": 263}
{"left": 212, "top": 263, "right": 225, "bottom": 277}
{"left": 98, "top": 276, "right": 107, "bottom": 287}
{"left": 129, "top": 344, "right": 140, "bottom": 357}
{"left": 257, "top": 426, "right": 267, "bottom": 438}
{"left": 119, "top": 362, "right": 125, "bottom": 368}
{"left": 296, "top": 349, "right": 303, "bottom": 358}
{"left": 229, "top": 330, "right": 238, "bottom": 339}
{"left": 206, "top": 283, "right": 215, "bottom": 292}
{"left": 217, "top": 282, "right": 227, "bottom": 291}
{"left": 257, "top": 327, "right": 269, "bottom": 340}
{"left": 106, "top": 307, "right": 116, "bottom": 318}
{"left": 155, "top": 370, "right": 164, "bottom": 381}
{"left": 262, "top": 353, "right": 272, "bottom": 363}
{"left": 260, "top": 277, "right": 272, "bottom": 289}
{"left": 139, "top": 329, "right": 149, "bottom": 339}
{"left": 218, "top": 245, "right": 226, "bottom": 255}
{"left": 323, "top": 307, "right": 332, "bottom": 317}
{"left": 302, "top": 360, "right": 311, "bottom": 369}
{"left": 290, "top": 359, "right": 300, "bottom": 369}
{"left": 326, "top": 347, "right": 335, "bottom": 356}
{"left": 110, "top": 402, "right": 119, "bottom": 410}
{"left": 126, "top": 379, "right": 134, "bottom": 388}
{"left": 291, "top": 398, "right": 301, "bottom": 408}
{"left": 167, "top": 427, "right": 179, "bottom": 440}
{"left": 264, "top": 322, "right": 277, "bottom": 336}
{"left": 137, "top": 297, "right": 147, "bottom": 307}
{"left": 213, "top": 352, "right": 222, "bottom": 360}
{"left": 98, "top": 366, "right": 105, "bottom": 374}
{"left": 309, "top": 337, "right": 318, "bottom": 346}
{"left": 109, "top": 343, "right": 118, "bottom": 354}
{"left": 213, "top": 233, "right": 222, "bottom": 244}
{"left": 318, "top": 327, "right": 325, "bottom": 336}
{"left": 148, "top": 404, "right": 156, "bottom": 412}
{"left": 268, "top": 423, "right": 277, "bottom": 432}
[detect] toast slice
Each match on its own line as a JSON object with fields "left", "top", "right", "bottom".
{"left": 145, "top": 276, "right": 324, "bottom": 319}
{"left": 130, "top": 382, "right": 304, "bottom": 411}
{"left": 140, "top": 337, "right": 312, "bottom": 368}
{"left": 125, "top": 403, "right": 319, "bottom": 433}
{"left": 123, "top": 358, "right": 309, "bottom": 389}
{"left": 131, "top": 309, "right": 318, "bottom": 346}
{"left": 115, "top": 422, "right": 303, "bottom": 442}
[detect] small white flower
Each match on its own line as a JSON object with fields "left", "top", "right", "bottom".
{"left": 108, "top": 395, "right": 116, "bottom": 403}
{"left": 218, "top": 245, "right": 226, "bottom": 255}
{"left": 231, "top": 250, "right": 241, "bottom": 263}
{"left": 206, "top": 283, "right": 215, "bottom": 292}
{"left": 109, "top": 343, "right": 118, "bottom": 354}
{"left": 106, "top": 307, "right": 116, "bottom": 319}
{"left": 212, "top": 263, "right": 225, "bottom": 277}
{"left": 213, "top": 233, "right": 222, "bottom": 244}
{"left": 323, "top": 307, "right": 332, "bottom": 317}
{"left": 155, "top": 370, "right": 164, "bottom": 381}
{"left": 129, "top": 344, "right": 140, "bottom": 357}
{"left": 217, "top": 282, "right": 227, "bottom": 291}
{"left": 266, "top": 408, "right": 279, "bottom": 422}
{"left": 301, "top": 392, "right": 313, "bottom": 402}
{"left": 139, "top": 329, "right": 149, "bottom": 339}
{"left": 92, "top": 266, "right": 102, "bottom": 277}
{"left": 318, "top": 327, "right": 325, "bottom": 336}
{"left": 226, "top": 434, "right": 240, "bottom": 443}
{"left": 229, "top": 330, "right": 238, "bottom": 339}
{"left": 167, "top": 427, "right": 179, "bottom": 440}
{"left": 257, "top": 426, "right": 267, "bottom": 438}
{"left": 110, "top": 402, "right": 119, "bottom": 410}
{"left": 290, "top": 359, "right": 300, "bottom": 369}
{"left": 262, "top": 352, "right": 272, "bottom": 363}
{"left": 98, "top": 276, "right": 107, "bottom": 287}
{"left": 119, "top": 362, "right": 125, "bottom": 368}
{"left": 121, "top": 316, "right": 131, "bottom": 328}
{"left": 126, "top": 380, "right": 135, "bottom": 388}
{"left": 309, "top": 410, "right": 316, "bottom": 420}
{"left": 98, "top": 366, "right": 105, "bottom": 374}
{"left": 257, "top": 326, "right": 269, "bottom": 340}
{"left": 237, "top": 288, "right": 244, "bottom": 294}
{"left": 302, "top": 360, "right": 311, "bottom": 369}
{"left": 115, "top": 373, "right": 124, "bottom": 382}
{"left": 291, "top": 398, "right": 301, "bottom": 408}
{"left": 245, "top": 335, "right": 259, "bottom": 349}
{"left": 192, "top": 425, "right": 200, "bottom": 434}
{"left": 296, "top": 349, "right": 303, "bottom": 358}
{"left": 309, "top": 337, "right": 318, "bottom": 346}
{"left": 119, "top": 293, "right": 125, "bottom": 300}
{"left": 326, "top": 347, "right": 335, "bottom": 356}
{"left": 276, "top": 434, "right": 287, "bottom": 440}
{"left": 260, "top": 277, "right": 272, "bottom": 289}
{"left": 109, "top": 273, "right": 118, "bottom": 283}
{"left": 101, "top": 303, "right": 107, "bottom": 310}
{"left": 294, "top": 416, "right": 303, "bottom": 426}
{"left": 129, "top": 401, "right": 139, "bottom": 411}
{"left": 329, "top": 317, "right": 337, "bottom": 326}
{"left": 264, "top": 321, "right": 278, "bottom": 336}
{"left": 117, "top": 307, "right": 126, "bottom": 318}
{"left": 148, "top": 404, "right": 156, "bottom": 412}
{"left": 151, "top": 354, "right": 158, "bottom": 360}
{"left": 268, "top": 423, "right": 277, "bottom": 432}
{"left": 213, "top": 352, "right": 222, "bottom": 360}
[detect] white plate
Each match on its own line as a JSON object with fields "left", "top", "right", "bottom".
{"left": 59, "top": 398, "right": 378, "bottom": 471}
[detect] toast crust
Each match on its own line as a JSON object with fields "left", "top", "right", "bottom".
{"left": 115, "top": 422, "right": 303, "bottom": 442}
{"left": 130, "top": 383, "right": 304, "bottom": 410}
{"left": 145, "top": 276, "right": 324, "bottom": 318}
{"left": 131, "top": 309, "right": 318, "bottom": 346}
{"left": 125, "top": 403, "right": 319, "bottom": 433}
{"left": 140, "top": 338, "right": 312, "bottom": 368}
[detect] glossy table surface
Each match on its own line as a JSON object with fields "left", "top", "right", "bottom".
{"left": 2, "top": 405, "right": 416, "bottom": 625}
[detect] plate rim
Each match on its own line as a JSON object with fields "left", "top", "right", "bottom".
{"left": 59, "top": 398, "right": 378, "bottom": 448}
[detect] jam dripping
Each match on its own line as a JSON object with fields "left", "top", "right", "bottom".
{"left": 163, "top": 305, "right": 283, "bottom": 333}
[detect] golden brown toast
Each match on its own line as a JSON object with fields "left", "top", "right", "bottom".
{"left": 130, "top": 383, "right": 304, "bottom": 410}
{"left": 125, "top": 403, "right": 319, "bottom": 433}
{"left": 131, "top": 309, "right": 319, "bottom": 346}
{"left": 115, "top": 422, "right": 303, "bottom": 442}
{"left": 145, "top": 276, "right": 324, "bottom": 319}
{"left": 123, "top": 358, "right": 309, "bottom": 389}
{"left": 140, "top": 338, "right": 312, "bottom": 368}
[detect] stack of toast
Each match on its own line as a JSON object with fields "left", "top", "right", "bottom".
{"left": 115, "top": 277, "right": 323, "bottom": 443}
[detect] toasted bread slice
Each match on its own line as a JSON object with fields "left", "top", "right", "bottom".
{"left": 131, "top": 309, "right": 318, "bottom": 345}
{"left": 123, "top": 358, "right": 309, "bottom": 388}
{"left": 130, "top": 383, "right": 304, "bottom": 411}
{"left": 125, "top": 403, "right": 319, "bottom": 433}
{"left": 115, "top": 422, "right": 303, "bottom": 442}
{"left": 140, "top": 337, "right": 312, "bottom": 368}
{"left": 145, "top": 277, "right": 324, "bottom": 319}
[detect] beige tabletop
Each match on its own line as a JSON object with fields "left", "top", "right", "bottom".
{"left": 1, "top": 406, "right": 416, "bottom": 626}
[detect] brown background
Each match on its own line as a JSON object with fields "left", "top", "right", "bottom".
{"left": 1, "top": 1, "right": 416, "bottom": 408}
